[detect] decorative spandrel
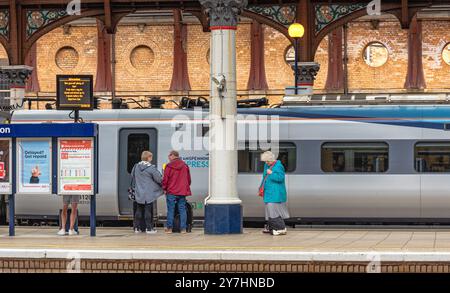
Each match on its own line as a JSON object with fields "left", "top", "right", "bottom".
{"left": 26, "top": 10, "right": 68, "bottom": 39}
{"left": 315, "top": 4, "right": 366, "bottom": 34}
{"left": 247, "top": 4, "right": 296, "bottom": 26}
{"left": 0, "top": 10, "right": 9, "bottom": 40}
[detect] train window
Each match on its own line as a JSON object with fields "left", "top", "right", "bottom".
{"left": 321, "top": 142, "right": 389, "bottom": 173}
{"left": 238, "top": 142, "right": 296, "bottom": 173}
{"left": 415, "top": 142, "right": 450, "bottom": 172}
{"left": 127, "top": 133, "right": 150, "bottom": 173}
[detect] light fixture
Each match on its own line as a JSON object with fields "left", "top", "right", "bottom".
{"left": 288, "top": 23, "right": 305, "bottom": 39}
{"left": 288, "top": 23, "right": 305, "bottom": 95}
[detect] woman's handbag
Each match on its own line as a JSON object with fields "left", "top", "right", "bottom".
{"left": 258, "top": 163, "right": 275, "bottom": 197}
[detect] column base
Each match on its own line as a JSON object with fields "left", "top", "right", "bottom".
{"left": 204, "top": 204, "right": 242, "bottom": 234}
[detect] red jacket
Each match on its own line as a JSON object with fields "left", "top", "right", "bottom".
{"left": 162, "top": 158, "right": 192, "bottom": 196}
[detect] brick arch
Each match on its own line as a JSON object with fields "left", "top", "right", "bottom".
{"left": 22, "top": 8, "right": 133, "bottom": 63}
{"left": 0, "top": 35, "right": 10, "bottom": 64}
{"left": 311, "top": 3, "right": 431, "bottom": 59}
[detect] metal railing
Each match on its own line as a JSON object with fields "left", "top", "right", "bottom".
{"left": 283, "top": 93, "right": 450, "bottom": 105}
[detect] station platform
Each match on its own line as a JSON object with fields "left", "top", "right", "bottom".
{"left": 2, "top": 226, "right": 450, "bottom": 272}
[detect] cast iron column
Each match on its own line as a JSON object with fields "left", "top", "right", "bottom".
{"left": 200, "top": 0, "right": 247, "bottom": 234}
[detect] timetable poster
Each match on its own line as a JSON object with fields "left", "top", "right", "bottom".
{"left": 0, "top": 139, "right": 10, "bottom": 193}
{"left": 17, "top": 139, "right": 52, "bottom": 194}
{"left": 58, "top": 139, "right": 93, "bottom": 195}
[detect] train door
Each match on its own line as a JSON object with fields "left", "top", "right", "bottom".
{"left": 118, "top": 128, "right": 157, "bottom": 215}
{"left": 417, "top": 142, "right": 450, "bottom": 218}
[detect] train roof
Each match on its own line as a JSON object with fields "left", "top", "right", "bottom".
{"left": 9, "top": 104, "right": 450, "bottom": 122}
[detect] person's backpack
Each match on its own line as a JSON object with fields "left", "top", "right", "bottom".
{"left": 172, "top": 200, "right": 193, "bottom": 233}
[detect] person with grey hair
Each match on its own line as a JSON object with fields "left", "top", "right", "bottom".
{"left": 259, "top": 150, "right": 289, "bottom": 236}
{"left": 130, "top": 151, "right": 163, "bottom": 234}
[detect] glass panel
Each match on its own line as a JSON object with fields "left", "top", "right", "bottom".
{"left": 238, "top": 142, "right": 296, "bottom": 173}
{"left": 127, "top": 133, "right": 149, "bottom": 173}
{"left": 415, "top": 142, "right": 450, "bottom": 172}
{"left": 322, "top": 142, "right": 389, "bottom": 173}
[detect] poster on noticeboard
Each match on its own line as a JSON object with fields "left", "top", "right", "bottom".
{"left": 0, "top": 139, "right": 11, "bottom": 194}
{"left": 17, "top": 138, "right": 52, "bottom": 194}
{"left": 58, "top": 138, "right": 94, "bottom": 195}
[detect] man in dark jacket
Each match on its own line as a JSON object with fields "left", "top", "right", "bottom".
{"left": 162, "top": 150, "right": 191, "bottom": 234}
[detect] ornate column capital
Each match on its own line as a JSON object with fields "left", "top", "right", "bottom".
{"left": 199, "top": 0, "right": 248, "bottom": 27}
{"left": 0, "top": 65, "right": 33, "bottom": 87}
{"left": 292, "top": 62, "right": 320, "bottom": 85}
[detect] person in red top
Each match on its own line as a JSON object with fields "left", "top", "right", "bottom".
{"left": 162, "top": 150, "right": 191, "bottom": 233}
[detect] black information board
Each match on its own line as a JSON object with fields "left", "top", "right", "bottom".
{"left": 56, "top": 75, "right": 94, "bottom": 110}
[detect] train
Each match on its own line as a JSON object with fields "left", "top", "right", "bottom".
{"left": 3, "top": 104, "right": 450, "bottom": 225}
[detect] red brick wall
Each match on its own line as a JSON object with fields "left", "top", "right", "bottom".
{"left": 115, "top": 24, "right": 174, "bottom": 93}
{"left": 422, "top": 20, "right": 450, "bottom": 90}
{"left": 36, "top": 26, "right": 98, "bottom": 92}
{"left": 6, "top": 16, "right": 447, "bottom": 106}
{"left": 346, "top": 19, "right": 408, "bottom": 92}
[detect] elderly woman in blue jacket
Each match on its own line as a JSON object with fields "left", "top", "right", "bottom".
{"left": 260, "top": 151, "right": 289, "bottom": 236}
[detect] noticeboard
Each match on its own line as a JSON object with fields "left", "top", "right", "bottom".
{"left": 0, "top": 138, "right": 11, "bottom": 194}
{"left": 16, "top": 138, "right": 52, "bottom": 194}
{"left": 56, "top": 75, "right": 93, "bottom": 110}
{"left": 58, "top": 138, "right": 94, "bottom": 195}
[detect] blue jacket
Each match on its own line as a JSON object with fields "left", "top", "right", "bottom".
{"left": 261, "top": 160, "right": 287, "bottom": 203}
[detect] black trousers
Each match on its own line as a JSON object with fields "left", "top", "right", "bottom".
{"left": 134, "top": 202, "right": 153, "bottom": 231}
{"left": 268, "top": 217, "right": 286, "bottom": 231}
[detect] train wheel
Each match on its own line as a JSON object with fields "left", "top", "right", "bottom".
{"left": 0, "top": 195, "right": 6, "bottom": 225}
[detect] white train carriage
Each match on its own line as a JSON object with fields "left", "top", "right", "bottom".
{"left": 3, "top": 104, "right": 450, "bottom": 224}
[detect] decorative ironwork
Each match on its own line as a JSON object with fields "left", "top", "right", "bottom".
{"left": 247, "top": 5, "right": 296, "bottom": 26}
{"left": 26, "top": 10, "right": 67, "bottom": 38}
{"left": 296, "top": 62, "right": 320, "bottom": 84}
{"left": 0, "top": 65, "right": 33, "bottom": 87}
{"left": 315, "top": 4, "right": 366, "bottom": 34}
{"left": 0, "top": 10, "right": 9, "bottom": 39}
{"left": 200, "top": 0, "right": 248, "bottom": 27}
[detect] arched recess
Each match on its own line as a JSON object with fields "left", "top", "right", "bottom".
{"left": 187, "top": 8, "right": 293, "bottom": 43}
{"left": 0, "top": 35, "right": 10, "bottom": 63}
{"left": 22, "top": 8, "right": 133, "bottom": 62}
{"left": 311, "top": 3, "right": 430, "bottom": 57}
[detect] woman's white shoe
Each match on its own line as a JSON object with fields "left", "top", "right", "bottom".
{"left": 271, "top": 229, "right": 287, "bottom": 236}
{"left": 57, "top": 229, "right": 67, "bottom": 236}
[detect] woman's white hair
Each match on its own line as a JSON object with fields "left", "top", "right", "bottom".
{"left": 260, "top": 151, "right": 276, "bottom": 162}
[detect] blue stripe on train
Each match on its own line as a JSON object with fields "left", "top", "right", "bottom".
{"left": 238, "top": 106, "right": 450, "bottom": 130}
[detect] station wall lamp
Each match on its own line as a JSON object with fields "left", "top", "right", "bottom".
{"left": 288, "top": 23, "right": 305, "bottom": 95}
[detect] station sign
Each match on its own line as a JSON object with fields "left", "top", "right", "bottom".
{"left": 16, "top": 138, "right": 52, "bottom": 194}
{"left": 0, "top": 138, "right": 11, "bottom": 193}
{"left": 56, "top": 75, "right": 94, "bottom": 110}
{"left": 58, "top": 138, "right": 94, "bottom": 195}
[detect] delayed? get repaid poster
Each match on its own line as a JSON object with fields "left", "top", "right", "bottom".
{"left": 17, "top": 139, "right": 51, "bottom": 194}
